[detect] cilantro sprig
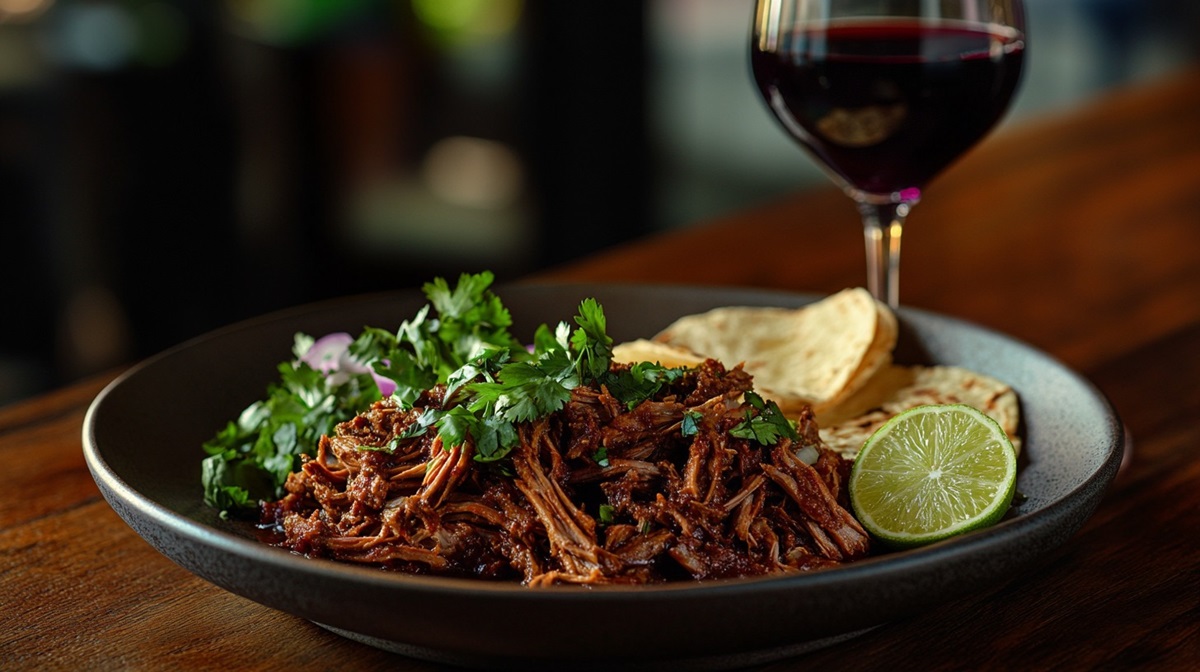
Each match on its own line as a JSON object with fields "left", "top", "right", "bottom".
{"left": 729, "top": 392, "right": 800, "bottom": 445}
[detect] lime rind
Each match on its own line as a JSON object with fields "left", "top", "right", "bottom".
{"left": 848, "top": 404, "right": 1018, "bottom": 548}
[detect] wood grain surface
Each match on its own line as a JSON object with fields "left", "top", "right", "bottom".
{"left": 3, "top": 68, "right": 1199, "bottom": 670}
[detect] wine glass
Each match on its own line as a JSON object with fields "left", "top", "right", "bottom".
{"left": 751, "top": 0, "right": 1027, "bottom": 307}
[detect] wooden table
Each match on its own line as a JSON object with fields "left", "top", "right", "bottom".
{"left": 4, "top": 67, "right": 1199, "bottom": 670}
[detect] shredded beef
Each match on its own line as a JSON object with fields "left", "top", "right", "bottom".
{"left": 262, "top": 359, "right": 870, "bottom": 585}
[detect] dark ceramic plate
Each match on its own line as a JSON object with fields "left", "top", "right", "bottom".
{"left": 82, "top": 284, "right": 1123, "bottom": 671}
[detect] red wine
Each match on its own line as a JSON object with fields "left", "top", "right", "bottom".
{"left": 752, "top": 19, "right": 1025, "bottom": 197}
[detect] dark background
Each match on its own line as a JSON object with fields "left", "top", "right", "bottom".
{"left": 1, "top": 0, "right": 1197, "bottom": 405}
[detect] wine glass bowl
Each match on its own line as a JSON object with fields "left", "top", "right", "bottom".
{"left": 751, "top": 0, "right": 1026, "bottom": 306}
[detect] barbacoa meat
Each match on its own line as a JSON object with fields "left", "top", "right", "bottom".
{"left": 262, "top": 359, "right": 870, "bottom": 585}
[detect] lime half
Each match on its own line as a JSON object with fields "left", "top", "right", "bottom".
{"left": 848, "top": 404, "right": 1018, "bottom": 548}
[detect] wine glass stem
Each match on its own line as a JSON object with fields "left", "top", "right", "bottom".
{"left": 858, "top": 201, "right": 910, "bottom": 308}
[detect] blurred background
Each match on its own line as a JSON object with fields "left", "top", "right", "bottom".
{"left": 1, "top": 0, "right": 1197, "bottom": 406}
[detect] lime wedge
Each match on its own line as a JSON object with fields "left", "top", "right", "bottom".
{"left": 848, "top": 404, "right": 1017, "bottom": 548}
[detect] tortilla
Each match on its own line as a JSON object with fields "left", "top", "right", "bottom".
{"left": 651, "top": 288, "right": 896, "bottom": 413}
{"left": 612, "top": 339, "right": 707, "bottom": 369}
{"left": 817, "top": 364, "right": 1022, "bottom": 458}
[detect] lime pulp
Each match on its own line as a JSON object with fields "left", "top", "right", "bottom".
{"left": 848, "top": 403, "right": 1018, "bottom": 548}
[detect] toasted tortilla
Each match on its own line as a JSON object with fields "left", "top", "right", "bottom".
{"left": 652, "top": 288, "right": 896, "bottom": 413}
{"left": 817, "top": 364, "right": 1022, "bottom": 458}
{"left": 612, "top": 339, "right": 707, "bottom": 369}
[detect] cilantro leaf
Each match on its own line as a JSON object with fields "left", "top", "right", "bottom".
{"left": 444, "top": 347, "right": 508, "bottom": 403}
{"left": 422, "top": 271, "right": 519, "bottom": 373}
{"left": 435, "top": 406, "right": 477, "bottom": 449}
{"left": 570, "top": 298, "right": 613, "bottom": 383}
{"left": 473, "top": 413, "right": 520, "bottom": 462}
{"left": 728, "top": 391, "right": 800, "bottom": 445}
{"left": 373, "top": 348, "right": 438, "bottom": 408}
{"left": 604, "top": 360, "right": 688, "bottom": 409}
{"left": 598, "top": 504, "right": 616, "bottom": 524}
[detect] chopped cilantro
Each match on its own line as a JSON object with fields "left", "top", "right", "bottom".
{"left": 598, "top": 504, "right": 616, "bottom": 524}
{"left": 729, "top": 392, "right": 800, "bottom": 445}
{"left": 593, "top": 445, "right": 610, "bottom": 468}
{"left": 603, "top": 360, "right": 689, "bottom": 409}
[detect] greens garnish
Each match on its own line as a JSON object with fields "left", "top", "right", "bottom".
{"left": 201, "top": 338, "right": 383, "bottom": 515}
{"left": 201, "top": 272, "right": 692, "bottom": 517}
{"left": 729, "top": 391, "right": 800, "bottom": 445}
